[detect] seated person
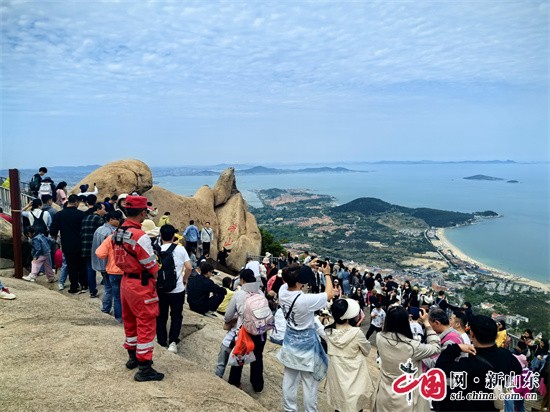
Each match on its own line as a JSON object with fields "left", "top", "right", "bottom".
{"left": 186, "top": 262, "right": 226, "bottom": 317}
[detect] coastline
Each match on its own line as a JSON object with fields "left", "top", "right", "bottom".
{"left": 433, "top": 228, "right": 549, "bottom": 293}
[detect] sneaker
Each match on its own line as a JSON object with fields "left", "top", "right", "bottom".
{"left": 58, "top": 283, "right": 65, "bottom": 291}
{"left": 22, "top": 275, "right": 36, "bottom": 282}
{"left": 167, "top": 342, "right": 178, "bottom": 354}
{"left": 204, "top": 311, "right": 218, "bottom": 318}
{"left": 47, "top": 277, "right": 58, "bottom": 283}
{"left": 68, "top": 289, "right": 80, "bottom": 294}
{"left": 0, "top": 287, "right": 16, "bottom": 300}
{"left": 90, "top": 293, "right": 98, "bottom": 298}
{"left": 79, "top": 287, "right": 89, "bottom": 294}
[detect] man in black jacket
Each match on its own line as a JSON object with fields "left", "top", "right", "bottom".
{"left": 435, "top": 314, "right": 522, "bottom": 411}
{"left": 50, "top": 194, "right": 86, "bottom": 294}
{"left": 186, "top": 262, "right": 226, "bottom": 317}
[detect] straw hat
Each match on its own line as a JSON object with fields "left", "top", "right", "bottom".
{"left": 141, "top": 219, "right": 160, "bottom": 237}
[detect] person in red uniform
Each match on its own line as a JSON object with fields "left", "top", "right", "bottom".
{"left": 112, "top": 195, "right": 163, "bottom": 381}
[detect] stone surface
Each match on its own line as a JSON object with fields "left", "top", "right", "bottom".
{"left": 0, "top": 218, "right": 11, "bottom": 242}
{"left": 0, "top": 257, "right": 14, "bottom": 269}
{"left": 213, "top": 167, "right": 238, "bottom": 207}
{"left": 0, "top": 275, "right": 268, "bottom": 412}
{"left": 70, "top": 159, "right": 153, "bottom": 198}
{"left": 215, "top": 193, "right": 261, "bottom": 269}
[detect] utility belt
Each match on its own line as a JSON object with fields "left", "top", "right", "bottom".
{"left": 125, "top": 271, "right": 152, "bottom": 286}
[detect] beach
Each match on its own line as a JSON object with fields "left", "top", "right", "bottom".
{"left": 432, "top": 228, "right": 550, "bottom": 293}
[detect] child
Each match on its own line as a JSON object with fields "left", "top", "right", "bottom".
{"left": 22, "top": 226, "right": 56, "bottom": 283}
{"left": 325, "top": 298, "right": 374, "bottom": 412}
{"left": 216, "top": 277, "right": 235, "bottom": 315}
{"left": 215, "top": 322, "right": 238, "bottom": 378}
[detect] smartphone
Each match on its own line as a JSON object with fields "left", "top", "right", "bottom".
{"left": 408, "top": 307, "right": 421, "bottom": 318}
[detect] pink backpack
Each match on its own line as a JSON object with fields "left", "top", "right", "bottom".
{"left": 242, "top": 292, "right": 275, "bottom": 336}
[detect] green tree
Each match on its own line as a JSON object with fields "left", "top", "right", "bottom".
{"left": 259, "top": 227, "right": 285, "bottom": 256}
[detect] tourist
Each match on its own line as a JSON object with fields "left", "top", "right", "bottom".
{"left": 158, "top": 211, "right": 170, "bottom": 227}
{"left": 460, "top": 301, "right": 474, "bottom": 323}
{"left": 22, "top": 198, "right": 52, "bottom": 232}
{"left": 78, "top": 183, "right": 99, "bottom": 197}
{"left": 451, "top": 310, "right": 471, "bottom": 344}
{"left": 338, "top": 265, "right": 351, "bottom": 296}
{"left": 496, "top": 319, "right": 508, "bottom": 348}
{"left": 183, "top": 219, "right": 200, "bottom": 255}
{"left": 277, "top": 261, "right": 333, "bottom": 412}
{"left": 55, "top": 181, "right": 68, "bottom": 206}
{"left": 366, "top": 302, "right": 386, "bottom": 341}
{"left": 40, "top": 194, "right": 57, "bottom": 218}
{"left": 505, "top": 354, "right": 532, "bottom": 412}
{"left": 200, "top": 221, "right": 214, "bottom": 256}
{"left": 29, "top": 166, "right": 47, "bottom": 197}
{"left": 530, "top": 338, "right": 549, "bottom": 372}
{"left": 80, "top": 202, "right": 107, "bottom": 298}
{"left": 324, "top": 298, "right": 374, "bottom": 412}
{"left": 83, "top": 194, "right": 99, "bottom": 215}
{"left": 216, "top": 277, "right": 235, "bottom": 316}
{"left": 372, "top": 306, "right": 441, "bottom": 412}
{"left": 115, "top": 193, "right": 128, "bottom": 218}
{"left": 217, "top": 247, "right": 231, "bottom": 267}
{"left": 423, "top": 308, "right": 464, "bottom": 370}
{"left": 435, "top": 291, "right": 459, "bottom": 314}
{"left": 50, "top": 194, "right": 86, "bottom": 294}
{"left": 112, "top": 195, "right": 164, "bottom": 382}
{"left": 186, "top": 261, "right": 226, "bottom": 317}
{"left": 223, "top": 269, "right": 266, "bottom": 392}
{"left": 435, "top": 314, "right": 522, "bottom": 412}
{"left": 93, "top": 211, "right": 123, "bottom": 321}
{"left": 22, "top": 226, "right": 56, "bottom": 283}
{"left": 156, "top": 224, "right": 192, "bottom": 354}
{"left": 245, "top": 257, "right": 262, "bottom": 281}
{"left": 332, "top": 279, "right": 342, "bottom": 299}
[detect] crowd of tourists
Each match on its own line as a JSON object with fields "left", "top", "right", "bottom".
{"left": 1, "top": 167, "right": 549, "bottom": 412}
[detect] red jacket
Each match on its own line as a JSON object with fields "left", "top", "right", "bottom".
{"left": 112, "top": 219, "right": 158, "bottom": 275}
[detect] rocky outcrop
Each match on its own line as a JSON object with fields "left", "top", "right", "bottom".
{"left": 141, "top": 168, "right": 260, "bottom": 271}
{"left": 0, "top": 218, "right": 11, "bottom": 243}
{"left": 213, "top": 167, "right": 238, "bottom": 207}
{"left": 70, "top": 159, "right": 153, "bottom": 198}
{"left": 215, "top": 193, "right": 261, "bottom": 269}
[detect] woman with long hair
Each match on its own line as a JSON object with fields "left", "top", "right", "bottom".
{"left": 55, "top": 181, "right": 68, "bottom": 206}
{"left": 372, "top": 306, "right": 441, "bottom": 412}
{"left": 325, "top": 298, "right": 374, "bottom": 412}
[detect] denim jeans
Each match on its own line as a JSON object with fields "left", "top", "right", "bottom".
{"left": 86, "top": 258, "right": 98, "bottom": 295}
{"left": 215, "top": 343, "right": 231, "bottom": 378}
{"left": 102, "top": 273, "right": 122, "bottom": 322}
{"left": 504, "top": 399, "right": 525, "bottom": 412}
{"left": 59, "top": 253, "right": 68, "bottom": 286}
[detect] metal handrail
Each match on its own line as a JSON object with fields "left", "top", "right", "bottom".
{"left": 0, "top": 182, "right": 35, "bottom": 213}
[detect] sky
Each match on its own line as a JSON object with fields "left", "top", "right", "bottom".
{"left": 1, "top": 0, "right": 548, "bottom": 169}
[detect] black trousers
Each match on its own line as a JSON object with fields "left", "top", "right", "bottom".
{"left": 228, "top": 333, "right": 266, "bottom": 392}
{"left": 189, "top": 293, "right": 225, "bottom": 315}
{"left": 185, "top": 241, "right": 197, "bottom": 255}
{"left": 202, "top": 242, "right": 210, "bottom": 256}
{"left": 366, "top": 324, "right": 382, "bottom": 340}
{"left": 65, "top": 252, "right": 86, "bottom": 291}
{"left": 156, "top": 291, "right": 185, "bottom": 347}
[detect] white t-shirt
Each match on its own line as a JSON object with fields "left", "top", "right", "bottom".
{"left": 410, "top": 321, "right": 424, "bottom": 339}
{"left": 278, "top": 283, "right": 328, "bottom": 330}
{"left": 370, "top": 308, "right": 386, "bottom": 328}
{"left": 160, "top": 243, "right": 190, "bottom": 294}
{"left": 245, "top": 260, "right": 261, "bottom": 280}
{"left": 461, "top": 332, "right": 471, "bottom": 345}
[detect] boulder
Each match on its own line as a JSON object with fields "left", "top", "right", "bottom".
{"left": 213, "top": 167, "right": 238, "bottom": 207}
{"left": 0, "top": 218, "right": 11, "bottom": 242}
{"left": 70, "top": 159, "right": 152, "bottom": 198}
{"left": 215, "top": 193, "right": 261, "bottom": 269}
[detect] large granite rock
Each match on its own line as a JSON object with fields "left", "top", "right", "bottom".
{"left": 213, "top": 167, "right": 238, "bottom": 207}
{"left": 0, "top": 218, "right": 11, "bottom": 243}
{"left": 70, "top": 159, "right": 153, "bottom": 198}
{"left": 215, "top": 193, "right": 261, "bottom": 269}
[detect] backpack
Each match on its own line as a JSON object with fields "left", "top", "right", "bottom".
{"left": 242, "top": 292, "right": 275, "bottom": 336}
{"left": 29, "top": 210, "right": 49, "bottom": 236}
{"left": 156, "top": 244, "right": 178, "bottom": 294}
{"left": 38, "top": 182, "right": 53, "bottom": 197}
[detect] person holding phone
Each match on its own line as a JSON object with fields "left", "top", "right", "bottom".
{"left": 372, "top": 306, "right": 441, "bottom": 412}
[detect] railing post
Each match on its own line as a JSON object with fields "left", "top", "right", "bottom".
{"left": 9, "top": 169, "right": 23, "bottom": 279}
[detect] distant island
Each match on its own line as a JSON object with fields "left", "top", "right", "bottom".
{"left": 237, "top": 166, "right": 360, "bottom": 175}
{"left": 507, "top": 180, "right": 519, "bottom": 184}
{"left": 464, "top": 174, "right": 505, "bottom": 181}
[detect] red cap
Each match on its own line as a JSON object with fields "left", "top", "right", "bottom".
{"left": 125, "top": 195, "right": 148, "bottom": 209}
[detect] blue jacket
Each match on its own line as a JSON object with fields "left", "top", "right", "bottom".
{"left": 31, "top": 233, "right": 51, "bottom": 258}
{"left": 183, "top": 225, "right": 200, "bottom": 242}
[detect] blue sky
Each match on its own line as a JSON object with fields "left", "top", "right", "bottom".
{"left": 1, "top": 0, "right": 548, "bottom": 168}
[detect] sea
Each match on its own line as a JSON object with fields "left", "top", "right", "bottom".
{"left": 155, "top": 163, "right": 549, "bottom": 284}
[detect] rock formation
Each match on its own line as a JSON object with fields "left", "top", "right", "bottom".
{"left": 70, "top": 159, "right": 153, "bottom": 198}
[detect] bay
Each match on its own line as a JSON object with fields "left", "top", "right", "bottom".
{"left": 155, "top": 163, "right": 549, "bottom": 283}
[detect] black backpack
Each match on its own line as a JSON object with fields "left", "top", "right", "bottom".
{"left": 156, "top": 243, "right": 178, "bottom": 294}
{"left": 29, "top": 174, "right": 41, "bottom": 194}
{"left": 30, "top": 210, "right": 49, "bottom": 237}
